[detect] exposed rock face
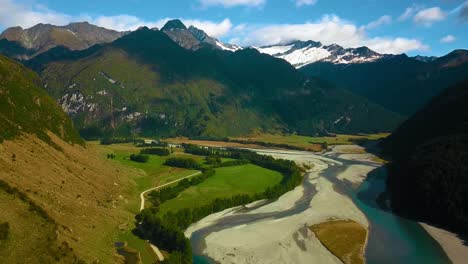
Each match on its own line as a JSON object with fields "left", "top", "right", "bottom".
{"left": 0, "top": 22, "right": 126, "bottom": 58}
{"left": 161, "top": 19, "right": 241, "bottom": 51}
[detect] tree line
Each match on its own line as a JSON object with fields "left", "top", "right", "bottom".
{"left": 140, "top": 147, "right": 170, "bottom": 156}
{"left": 164, "top": 157, "right": 201, "bottom": 169}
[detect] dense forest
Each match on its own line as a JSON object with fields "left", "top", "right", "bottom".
{"left": 382, "top": 80, "right": 468, "bottom": 235}
{"left": 136, "top": 145, "right": 303, "bottom": 263}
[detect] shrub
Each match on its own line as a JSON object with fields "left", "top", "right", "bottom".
{"left": 130, "top": 154, "right": 149, "bottom": 163}
{"left": 0, "top": 222, "right": 9, "bottom": 240}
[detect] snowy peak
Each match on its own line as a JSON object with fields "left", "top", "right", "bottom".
{"left": 254, "top": 40, "right": 387, "bottom": 68}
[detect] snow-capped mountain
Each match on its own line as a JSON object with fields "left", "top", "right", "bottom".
{"left": 254, "top": 40, "right": 388, "bottom": 68}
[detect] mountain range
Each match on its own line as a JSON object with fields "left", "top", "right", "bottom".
{"left": 1, "top": 19, "right": 467, "bottom": 139}
{"left": 254, "top": 40, "right": 389, "bottom": 68}
{"left": 0, "top": 20, "right": 240, "bottom": 60}
{"left": 0, "top": 22, "right": 125, "bottom": 59}
{"left": 9, "top": 20, "right": 401, "bottom": 139}
{"left": 300, "top": 49, "right": 468, "bottom": 115}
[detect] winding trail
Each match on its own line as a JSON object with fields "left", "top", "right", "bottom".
{"left": 139, "top": 171, "right": 202, "bottom": 212}
{"left": 139, "top": 171, "right": 202, "bottom": 262}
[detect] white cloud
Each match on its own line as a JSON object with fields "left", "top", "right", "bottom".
{"left": 398, "top": 5, "right": 423, "bottom": 21}
{"left": 183, "top": 18, "right": 232, "bottom": 37}
{"left": 0, "top": 0, "right": 232, "bottom": 37}
{"left": 414, "top": 7, "right": 446, "bottom": 26}
{"left": 235, "top": 15, "right": 428, "bottom": 54}
{"left": 91, "top": 15, "right": 157, "bottom": 31}
{"left": 0, "top": 0, "right": 71, "bottom": 28}
{"left": 440, "top": 35, "right": 456, "bottom": 43}
{"left": 198, "top": 0, "right": 265, "bottom": 8}
{"left": 295, "top": 0, "right": 317, "bottom": 7}
{"left": 361, "top": 15, "right": 392, "bottom": 30}
{"left": 458, "top": 0, "right": 468, "bottom": 21}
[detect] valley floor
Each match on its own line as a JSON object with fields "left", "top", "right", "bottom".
{"left": 185, "top": 146, "right": 377, "bottom": 264}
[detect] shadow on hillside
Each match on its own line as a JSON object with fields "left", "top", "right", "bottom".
{"left": 356, "top": 162, "right": 468, "bottom": 247}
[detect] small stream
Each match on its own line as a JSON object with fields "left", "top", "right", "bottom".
{"left": 190, "top": 150, "right": 450, "bottom": 264}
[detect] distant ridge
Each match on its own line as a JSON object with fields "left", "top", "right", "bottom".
{"left": 0, "top": 22, "right": 125, "bottom": 59}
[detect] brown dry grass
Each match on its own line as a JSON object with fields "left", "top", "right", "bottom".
{"left": 310, "top": 220, "right": 367, "bottom": 264}
{"left": 0, "top": 188, "right": 78, "bottom": 263}
{"left": 0, "top": 133, "right": 142, "bottom": 263}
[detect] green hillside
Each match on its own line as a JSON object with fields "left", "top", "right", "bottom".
{"left": 0, "top": 55, "right": 83, "bottom": 146}
{"left": 28, "top": 27, "right": 402, "bottom": 139}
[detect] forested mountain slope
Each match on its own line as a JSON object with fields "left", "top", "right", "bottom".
{"left": 300, "top": 50, "right": 468, "bottom": 115}
{"left": 382, "top": 79, "right": 468, "bottom": 235}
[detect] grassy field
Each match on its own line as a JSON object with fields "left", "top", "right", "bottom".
{"left": 158, "top": 164, "right": 282, "bottom": 214}
{"left": 232, "top": 133, "right": 390, "bottom": 150}
{"left": 89, "top": 142, "right": 207, "bottom": 263}
{"left": 90, "top": 142, "right": 201, "bottom": 199}
{"left": 310, "top": 220, "right": 367, "bottom": 264}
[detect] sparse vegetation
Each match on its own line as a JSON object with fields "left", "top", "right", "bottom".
{"left": 310, "top": 220, "right": 367, "bottom": 264}
{"left": 0, "top": 180, "right": 82, "bottom": 263}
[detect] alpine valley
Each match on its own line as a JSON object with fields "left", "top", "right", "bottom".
{"left": 1, "top": 11, "right": 468, "bottom": 264}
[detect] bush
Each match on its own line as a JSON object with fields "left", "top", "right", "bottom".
{"left": 0, "top": 222, "right": 9, "bottom": 240}
{"left": 205, "top": 155, "right": 221, "bottom": 166}
{"left": 140, "top": 148, "right": 170, "bottom": 156}
{"left": 130, "top": 154, "right": 149, "bottom": 163}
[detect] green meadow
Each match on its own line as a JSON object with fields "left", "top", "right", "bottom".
{"left": 158, "top": 164, "right": 282, "bottom": 214}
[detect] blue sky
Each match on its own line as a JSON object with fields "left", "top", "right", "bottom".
{"left": 0, "top": 0, "right": 467, "bottom": 56}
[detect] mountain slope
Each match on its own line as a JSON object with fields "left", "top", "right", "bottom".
{"left": 382, "top": 79, "right": 468, "bottom": 235}
{"left": 0, "top": 55, "right": 83, "bottom": 146}
{"left": 0, "top": 22, "right": 125, "bottom": 59}
{"left": 0, "top": 54, "right": 140, "bottom": 263}
{"left": 28, "top": 26, "right": 402, "bottom": 138}
{"left": 300, "top": 50, "right": 468, "bottom": 115}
